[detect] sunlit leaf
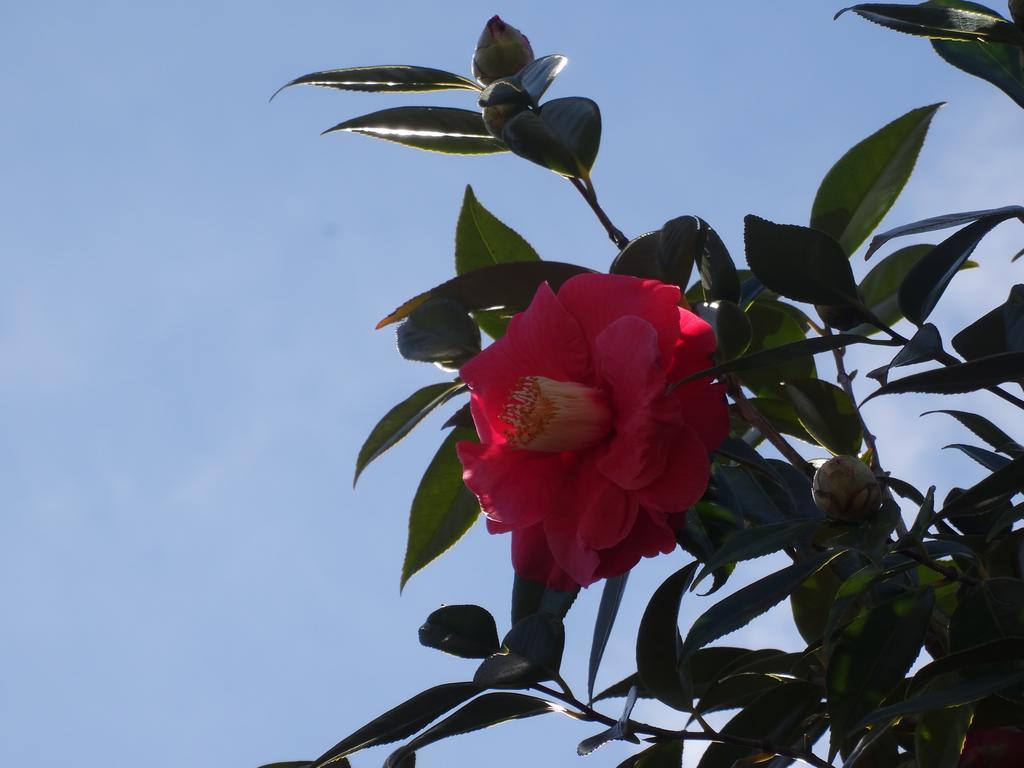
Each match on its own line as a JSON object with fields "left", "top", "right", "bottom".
{"left": 835, "top": 3, "right": 1024, "bottom": 45}
{"left": 324, "top": 107, "right": 507, "bottom": 155}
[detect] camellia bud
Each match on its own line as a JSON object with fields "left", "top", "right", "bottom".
{"left": 472, "top": 15, "right": 534, "bottom": 85}
{"left": 812, "top": 455, "right": 882, "bottom": 521}
{"left": 481, "top": 103, "right": 526, "bottom": 140}
{"left": 1010, "top": 0, "right": 1024, "bottom": 27}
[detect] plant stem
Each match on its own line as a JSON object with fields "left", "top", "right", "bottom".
{"left": 728, "top": 379, "right": 815, "bottom": 477}
{"left": 896, "top": 547, "right": 979, "bottom": 586}
{"left": 569, "top": 176, "right": 629, "bottom": 249}
{"left": 531, "top": 683, "right": 833, "bottom": 768}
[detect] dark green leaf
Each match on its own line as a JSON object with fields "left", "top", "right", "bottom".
{"left": 811, "top": 104, "right": 942, "bottom": 256}
{"left": 898, "top": 214, "right": 1017, "bottom": 325}
{"left": 826, "top": 588, "right": 935, "bottom": 750}
{"left": 675, "top": 333, "right": 895, "bottom": 388}
{"left": 791, "top": 563, "right": 842, "bottom": 645}
{"left": 657, "top": 217, "right": 701, "bottom": 289}
{"left": 736, "top": 302, "right": 816, "bottom": 396}
{"left": 822, "top": 564, "right": 884, "bottom": 653}
{"left": 744, "top": 216, "right": 860, "bottom": 305}
{"left": 377, "top": 261, "right": 592, "bottom": 328}
{"left": 261, "top": 763, "right": 317, "bottom": 768}
{"left": 949, "top": 578, "right": 1024, "bottom": 651}
{"left": 932, "top": 1, "right": 1024, "bottom": 109}
{"left": 782, "top": 379, "right": 863, "bottom": 455}
{"left": 953, "top": 284, "right": 1024, "bottom": 360}
{"left": 713, "top": 465, "right": 789, "bottom": 525}
{"left": 577, "top": 686, "right": 641, "bottom": 756}
{"left": 680, "top": 551, "right": 844, "bottom": 659}
{"left": 694, "top": 672, "right": 785, "bottom": 715}
{"left": 852, "top": 243, "right": 935, "bottom": 334}
{"left": 354, "top": 381, "right": 465, "bottom": 485}
{"left": 835, "top": 4, "right": 1024, "bottom": 45}
{"left": 418, "top": 604, "right": 500, "bottom": 659}
{"left": 744, "top": 397, "right": 818, "bottom": 445}
{"left": 441, "top": 402, "right": 474, "bottom": 430}
{"left": 693, "top": 519, "right": 819, "bottom": 590}
{"left": 944, "top": 443, "right": 1013, "bottom": 471}
{"left": 867, "top": 323, "right": 942, "bottom": 385}
{"left": 941, "top": 453, "right": 1024, "bottom": 518}
{"left": 588, "top": 572, "right": 629, "bottom": 703}
{"left": 274, "top": 65, "right": 480, "bottom": 97}
{"left": 401, "top": 428, "right": 480, "bottom": 589}
{"left": 383, "top": 693, "right": 564, "bottom": 768}
{"left": 510, "top": 575, "right": 579, "bottom": 625}
{"left": 696, "top": 681, "right": 823, "bottom": 768}
{"left": 474, "top": 614, "right": 565, "bottom": 688}
{"left": 865, "top": 205, "right": 1023, "bottom": 259}
{"left": 864, "top": 352, "right": 1024, "bottom": 401}
{"left": 312, "top": 682, "right": 482, "bottom": 767}
{"left": 923, "top": 410, "right": 1023, "bottom": 455}
{"left": 616, "top": 741, "right": 683, "bottom": 768}
{"left": 324, "top": 107, "right": 507, "bottom": 155}
{"left": 695, "top": 223, "right": 741, "bottom": 303}
{"left": 911, "top": 637, "right": 1024, "bottom": 689}
{"left": 915, "top": 704, "right": 975, "bottom": 768}
{"left": 693, "top": 300, "right": 752, "bottom": 362}
{"left": 478, "top": 55, "right": 567, "bottom": 107}
{"left": 636, "top": 563, "right": 698, "bottom": 711}
{"left": 610, "top": 232, "right": 662, "bottom": 279}
{"left": 501, "top": 97, "right": 601, "bottom": 178}
{"left": 396, "top": 297, "right": 481, "bottom": 367}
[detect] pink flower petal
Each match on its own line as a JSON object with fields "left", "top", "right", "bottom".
{"left": 636, "top": 425, "right": 712, "bottom": 514}
{"left": 457, "top": 440, "right": 564, "bottom": 530}
{"left": 543, "top": 514, "right": 601, "bottom": 588}
{"left": 557, "top": 273, "right": 683, "bottom": 368}
{"left": 511, "top": 523, "right": 577, "bottom": 592}
{"left": 572, "top": 460, "right": 639, "bottom": 550}
{"left": 673, "top": 379, "right": 729, "bottom": 452}
{"left": 460, "top": 282, "right": 591, "bottom": 444}
{"left": 593, "top": 508, "right": 678, "bottom": 581}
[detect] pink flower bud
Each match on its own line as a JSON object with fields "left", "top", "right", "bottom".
{"left": 472, "top": 15, "right": 535, "bottom": 86}
{"left": 812, "top": 455, "right": 881, "bottom": 521}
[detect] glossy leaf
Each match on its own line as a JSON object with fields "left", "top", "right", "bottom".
{"left": 478, "top": 55, "right": 567, "bottom": 107}
{"left": 744, "top": 215, "right": 860, "bottom": 305}
{"left": 924, "top": 409, "right": 1023, "bottom": 455}
{"left": 948, "top": 577, "right": 1024, "bottom": 651}
{"left": 865, "top": 205, "right": 1023, "bottom": 259}
{"left": 401, "top": 428, "right": 480, "bottom": 589}
{"left": 312, "top": 682, "right": 482, "bottom": 767}
{"left": 811, "top": 104, "right": 941, "bottom": 255}
{"left": 383, "top": 693, "right": 565, "bottom": 768}
{"left": 501, "top": 97, "right": 601, "bottom": 178}
{"left": 354, "top": 381, "right": 466, "bottom": 485}
{"left": 636, "top": 563, "right": 698, "bottom": 711}
{"left": 695, "top": 223, "right": 741, "bottom": 303}
{"left": 588, "top": 572, "right": 629, "bottom": 703}
{"left": 274, "top": 65, "right": 480, "bottom": 97}
{"left": 864, "top": 352, "right": 1024, "bottom": 401}
{"left": 945, "top": 443, "right": 1013, "bottom": 471}
{"left": 743, "top": 397, "right": 817, "bottom": 445}
{"left": 932, "top": 1, "right": 1024, "bottom": 109}
{"left": 324, "top": 107, "right": 507, "bottom": 155}
{"left": 782, "top": 379, "right": 863, "bottom": 455}
{"left": 953, "top": 284, "right": 1024, "bottom": 360}
{"left": 915, "top": 704, "right": 974, "bottom": 768}
{"left": 396, "top": 297, "right": 481, "bottom": 367}
{"left": 693, "top": 300, "right": 752, "bottom": 362}
{"left": 692, "top": 519, "right": 819, "bottom": 590}
{"left": 737, "top": 302, "right": 817, "bottom": 395}
{"left": 657, "top": 216, "right": 702, "bottom": 289}
{"left": 377, "top": 261, "right": 592, "bottom": 328}
{"left": 610, "top": 232, "right": 662, "bottom": 279}
{"left": 826, "top": 588, "right": 935, "bottom": 749}
{"left": 680, "top": 551, "right": 843, "bottom": 659}
{"left": 418, "top": 604, "right": 500, "bottom": 659}
{"left": 867, "top": 322, "right": 942, "bottom": 385}
{"left": 510, "top": 575, "right": 579, "bottom": 625}
{"left": 835, "top": 3, "right": 1024, "bottom": 45}
{"left": 852, "top": 243, "right": 934, "bottom": 334}
{"left": 791, "top": 564, "right": 842, "bottom": 645}
{"left": 898, "top": 214, "right": 1016, "bottom": 325}
{"left": 474, "top": 613, "right": 565, "bottom": 689}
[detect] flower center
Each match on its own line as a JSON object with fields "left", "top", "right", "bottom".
{"left": 500, "top": 376, "right": 612, "bottom": 452}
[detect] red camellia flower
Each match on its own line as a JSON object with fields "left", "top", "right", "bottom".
{"left": 959, "top": 727, "right": 1024, "bottom": 768}
{"left": 456, "top": 273, "right": 728, "bottom": 589}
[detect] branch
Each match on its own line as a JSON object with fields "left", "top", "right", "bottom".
{"left": 728, "top": 379, "right": 815, "bottom": 477}
{"left": 569, "top": 176, "right": 629, "bottom": 249}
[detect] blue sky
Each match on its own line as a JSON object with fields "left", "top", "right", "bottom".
{"left": 2, "top": 2, "right": 1023, "bottom": 767}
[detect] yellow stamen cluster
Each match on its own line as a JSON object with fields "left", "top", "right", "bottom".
{"left": 501, "top": 376, "right": 612, "bottom": 452}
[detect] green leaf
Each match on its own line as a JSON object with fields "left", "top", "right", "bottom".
{"left": 616, "top": 740, "right": 683, "bottom": 768}
{"left": 418, "top": 604, "right": 500, "bottom": 659}
{"left": 867, "top": 322, "right": 942, "bottom": 385}
{"left": 693, "top": 300, "right": 752, "bottom": 362}
{"left": 925, "top": 410, "right": 1023, "bottom": 454}
{"left": 945, "top": 443, "right": 1012, "bottom": 471}
{"left": 915, "top": 704, "right": 975, "bottom": 768}
{"left": 852, "top": 243, "right": 935, "bottom": 334}
{"left": 680, "top": 550, "right": 844, "bottom": 659}
{"left": 401, "top": 428, "right": 480, "bottom": 589}
{"left": 657, "top": 216, "right": 701, "bottom": 289}
{"left": 865, "top": 352, "right": 1024, "bottom": 401}
{"left": 324, "top": 107, "right": 507, "bottom": 155}
{"left": 949, "top": 578, "right": 1024, "bottom": 651}
{"left": 377, "top": 261, "right": 592, "bottom": 328}
{"left": 588, "top": 572, "right": 629, "bottom": 703}
{"left": 865, "top": 205, "right": 1023, "bottom": 259}
{"left": 477, "top": 55, "right": 567, "bottom": 108}
{"left": 312, "top": 682, "right": 482, "bottom": 767}
{"left": 812, "top": 104, "right": 942, "bottom": 256}
{"left": 396, "top": 297, "right": 481, "bottom": 367}
{"left": 500, "top": 97, "right": 602, "bottom": 178}
{"left": 261, "top": 763, "right": 317, "bottom": 768}
{"left": 899, "top": 215, "right": 1017, "bottom": 325}
{"left": 744, "top": 397, "right": 818, "bottom": 445}
{"left": 941, "top": 454, "right": 1024, "bottom": 518}
{"left": 577, "top": 687, "right": 641, "bottom": 756}
{"left": 674, "top": 333, "right": 896, "bottom": 388}
{"left": 693, "top": 519, "right": 819, "bottom": 590}
{"left": 744, "top": 215, "right": 860, "bottom": 305}
{"left": 953, "top": 284, "right": 1024, "bottom": 360}
{"left": 696, "top": 681, "right": 823, "bottom": 768}
{"left": 714, "top": 465, "right": 790, "bottom": 526}
{"left": 694, "top": 672, "right": 786, "bottom": 716}
{"left": 454, "top": 185, "right": 541, "bottom": 337}
{"left": 782, "top": 379, "right": 863, "bottom": 455}
{"left": 826, "top": 588, "right": 935, "bottom": 751}
{"left": 273, "top": 65, "right": 481, "bottom": 97}
{"left": 510, "top": 575, "right": 579, "bottom": 625}
{"left": 473, "top": 613, "right": 565, "bottom": 689}
{"left": 836, "top": 3, "right": 1024, "bottom": 45}
{"left": 354, "top": 381, "right": 465, "bottom": 485}
{"left": 736, "top": 302, "right": 817, "bottom": 396}
{"left": 791, "top": 563, "right": 842, "bottom": 645}
{"left": 931, "top": 1, "right": 1024, "bottom": 109}
{"left": 636, "top": 563, "right": 698, "bottom": 711}
{"left": 610, "top": 232, "right": 663, "bottom": 279}
{"left": 383, "top": 693, "right": 565, "bottom": 768}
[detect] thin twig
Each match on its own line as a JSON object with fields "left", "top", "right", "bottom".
{"left": 895, "top": 547, "right": 979, "bottom": 586}
{"left": 728, "top": 380, "right": 815, "bottom": 477}
{"left": 569, "top": 176, "right": 629, "bottom": 249}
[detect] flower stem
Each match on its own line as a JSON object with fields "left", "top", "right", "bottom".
{"left": 569, "top": 176, "right": 629, "bottom": 250}
{"left": 728, "top": 380, "right": 815, "bottom": 478}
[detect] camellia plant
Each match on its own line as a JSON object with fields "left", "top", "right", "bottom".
{"left": 265, "top": 6, "right": 1024, "bottom": 768}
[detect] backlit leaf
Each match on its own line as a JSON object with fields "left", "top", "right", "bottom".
{"left": 324, "top": 107, "right": 507, "bottom": 155}
{"left": 274, "top": 65, "right": 481, "bottom": 97}
{"left": 836, "top": 3, "right": 1024, "bottom": 45}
